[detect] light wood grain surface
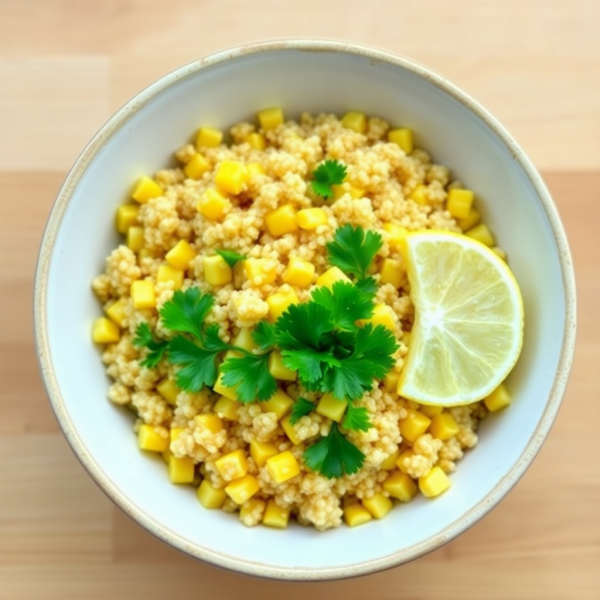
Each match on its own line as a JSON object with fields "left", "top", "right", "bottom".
{"left": 1, "top": 1, "right": 599, "bottom": 598}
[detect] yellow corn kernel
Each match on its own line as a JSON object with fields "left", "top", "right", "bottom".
{"left": 409, "top": 184, "right": 428, "bottom": 206}
{"left": 262, "top": 389, "right": 294, "bottom": 420}
{"left": 168, "top": 455, "right": 195, "bottom": 484}
{"left": 396, "top": 449, "right": 415, "bottom": 474}
{"left": 266, "top": 450, "right": 300, "bottom": 484}
{"left": 138, "top": 424, "right": 169, "bottom": 452}
{"left": 262, "top": 499, "right": 290, "bottom": 528}
{"left": 429, "top": 412, "right": 460, "bottom": 440}
{"left": 265, "top": 204, "right": 298, "bottom": 237}
{"left": 92, "top": 316, "right": 120, "bottom": 344}
{"left": 196, "top": 127, "right": 223, "bottom": 148}
{"left": 331, "top": 183, "right": 365, "bottom": 200}
{"left": 246, "top": 132, "right": 266, "bottom": 150}
{"left": 281, "top": 414, "right": 302, "bottom": 445}
{"left": 231, "top": 328, "right": 256, "bottom": 353}
{"left": 465, "top": 223, "right": 495, "bottom": 247}
{"left": 213, "top": 395, "right": 241, "bottom": 421}
{"left": 447, "top": 188, "right": 474, "bottom": 219}
{"left": 215, "top": 161, "right": 248, "bottom": 195}
{"left": 213, "top": 373, "right": 238, "bottom": 401}
{"left": 362, "top": 303, "right": 396, "bottom": 332}
{"left": 419, "top": 466, "right": 451, "bottom": 498}
{"left": 165, "top": 240, "right": 196, "bottom": 270}
{"left": 419, "top": 404, "right": 444, "bottom": 418}
{"left": 344, "top": 503, "right": 373, "bottom": 527}
{"left": 184, "top": 152, "right": 211, "bottom": 180}
{"left": 244, "top": 258, "right": 277, "bottom": 286}
{"left": 484, "top": 383, "right": 512, "bottom": 412}
{"left": 156, "top": 264, "right": 184, "bottom": 290}
{"left": 170, "top": 427, "right": 185, "bottom": 442}
{"left": 250, "top": 440, "right": 278, "bottom": 468}
{"left": 115, "top": 203, "right": 139, "bottom": 234}
{"left": 197, "top": 187, "right": 231, "bottom": 221}
{"left": 266, "top": 288, "right": 299, "bottom": 321}
{"left": 197, "top": 480, "right": 227, "bottom": 509}
{"left": 383, "top": 222, "right": 409, "bottom": 250}
{"left": 492, "top": 246, "right": 507, "bottom": 261}
{"left": 194, "top": 413, "right": 224, "bottom": 434}
{"left": 203, "top": 254, "right": 233, "bottom": 286}
{"left": 282, "top": 256, "right": 315, "bottom": 287}
{"left": 388, "top": 127, "right": 413, "bottom": 154}
{"left": 379, "top": 258, "right": 403, "bottom": 288}
{"left": 341, "top": 111, "right": 367, "bottom": 134}
{"left": 156, "top": 378, "right": 179, "bottom": 406}
{"left": 316, "top": 392, "right": 348, "bottom": 423}
{"left": 258, "top": 107, "right": 283, "bottom": 130}
{"left": 383, "top": 370, "right": 400, "bottom": 394}
{"left": 130, "top": 280, "right": 156, "bottom": 310}
{"left": 380, "top": 448, "right": 401, "bottom": 471}
{"left": 131, "top": 176, "right": 162, "bottom": 203}
{"left": 457, "top": 208, "right": 481, "bottom": 232}
{"left": 268, "top": 351, "right": 297, "bottom": 382}
{"left": 105, "top": 297, "right": 128, "bottom": 327}
{"left": 216, "top": 449, "right": 248, "bottom": 481}
{"left": 246, "top": 162, "right": 266, "bottom": 178}
{"left": 225, "top": 474, "right": 260, "bottom": 505}
{"left": 126, "top": 226, "right": 144, "bottom": 252}
{"left": 297, "top": 207, "right": 328, "bottom": 230}
{"left": 362, "top": 493, "right": 393, "bottom": 519}
{"left": 316, "top": 266, "right": 351, "bottom": 289}
{"left": 383, "top": 470, "right": 418, "bottom": 502}
{"left": 399, "top": 409, "right": 432, "bottom": 443}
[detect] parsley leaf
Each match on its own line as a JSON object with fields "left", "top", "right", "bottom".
{"left": 290, "top": 397, "right": 316, "bottom": 425}
{"left": 326, "top": 224, "right": 383, "bottom": 282}
{"left": 311, "top": 160, "right": 347, "bottom": 199}
{"left": 311, "top": 281, "right": 374, "bottom": 331}
{"left": 215, "top": 249, "right": 245, "bottom": 268}
{"left": 303, "top": 423, "right": 365, "bottom": 479}
{"left": 160, "top": 288, "right": 214, "bottom": 341}
{"left": 281, "top": 347, "right": 341, "bottom": 389}
{"left": 342, "top": 402, "right": 372, "bottom": 432}
{"left": 132, "top": 322, "right": 169, "bottom": 369}
{"left": 353, "top": 323, "right": 398, "bottom": 380}
{"left": 275, "top": 302, "right": 334, "bottom": 350}
{"left": 220, "top": 353, "right": 277, "bottom": 403}
{"left": 168, "top": 335, "right": 221, "bottom": 392}
{"left": 252, "top": 321, "right": 278, "bottom": 350}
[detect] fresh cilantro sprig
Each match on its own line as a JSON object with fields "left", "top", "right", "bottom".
{"left": 289, "top": 397, "right": 316, "bottom": 425}
{"left": 133, "top": 322, "right": 168, "bottom": 368}
{"left": 216, "top": 249, "right": 245, "bottom": 268}
{"left": 220, "top": 353, "right": 277, "bottom": 403}
{"left": 311, "top": 159, "right": 347, "bottom": 199}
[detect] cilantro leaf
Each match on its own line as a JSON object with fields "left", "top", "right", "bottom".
{"left": 311, "top": 281, "right": 374, "bottom": 331}
{"left": 281, "top": 348, "right": 341, "bottom": 389}
{"left": 275, "top": 302, "right": 334, "bottom": 350}
{"left": 202, "top": 323, "right": 230, "bottom": 353}
{"left": 168, "top": 335, "right": 220, "bottom": 392}
{"left": 252, "top": 321, "right": 278, "bottom": 350}
{"left": 326, "top": 355, "right": 375, "bottom": 400}
{"left": 353, "top": 323, "right": 398, "bottom": 380}
{"left": 354, "top": 276, "right": 378, "bottom": 299}
{"left": 311, "top": 160, "right": 347, "bottom": 199}
{"left": 303, "top": 423, "right": 365, "bottom": 478}
{"left": 290, "top": 397, "right": 316, "bottom": 425}
{"left": 159, "top": 288, "right": 214, "bottom": 341}
{"left": 326, "top": 224, "right": 383, "bottom": 282}
{"left": 220, "top": 353, "right": 277, "bottom": 403}
{"left": 132, "top": 322, "right": 169, "bottom": 369}
{"left": 342, "top": 402, "right": 372, "bottom": 432}
{"left": 215, "top": 249, "right": 245, "bottom": 268}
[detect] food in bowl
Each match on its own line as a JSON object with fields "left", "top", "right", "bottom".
{"left": 91, "top": 106, "right": 524, "bottom": 531}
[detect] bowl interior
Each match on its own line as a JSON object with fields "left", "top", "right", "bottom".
{"left": 38, "top": 43, "right": 572, "bottom": 579}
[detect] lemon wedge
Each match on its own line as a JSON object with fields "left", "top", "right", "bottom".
{"left": 397, "top": 230, "right": 524, "bottom": 406}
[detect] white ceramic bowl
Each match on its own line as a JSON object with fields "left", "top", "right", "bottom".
{"left": 34, "top": 39, "right": 576, "bottom": 580}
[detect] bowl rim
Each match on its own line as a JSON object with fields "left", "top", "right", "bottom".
{"left": 33, "top": 37, "right": 577, "bottom": 581}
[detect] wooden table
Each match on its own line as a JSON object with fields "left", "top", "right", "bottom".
{"left": 1, "top": 2, "right": 598, "bottom": 598}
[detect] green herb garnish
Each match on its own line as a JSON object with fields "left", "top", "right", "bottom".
{"left": 132, "top": 322, "right": 168, "bottom": 369}
{"left": 289, "top": 397, "right": 317, "bottom": 425}
{"left": 215, "top": 249, "right": 245, "bottom": 268}
{"left": 311, "top": 159, "right": 347, "bottom": 199}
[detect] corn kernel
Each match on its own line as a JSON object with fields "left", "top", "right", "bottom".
{"left": 282, "top": 256, "right": 315, "bottom": 287}
{"left": 419, "top": 466, "right": 451, "bottom": 498}
{"left": 216, "top": 449, "right": 248, "bottom": 481}
{"left": 105, "top": 297, "right": 128, "bottom": 327}
{"left": 170, "top": 427, "right": 185, "bottom": 442}
{"left": 297, "top": 207, "right": 328, "bottom": 230}
{"left": 429, "top": 412, "right": 460, "bottom": 440}
{"left": 331, "top": 183, "right": 365, "bottom": 200}
{"left": 383, "top": 222, "right": 409, "bottom": 250}
{"left": 380, "top": 448, "right": 401, "bottom": 470}
{"left": 246, "top": 162, "right": 266, "bottom": 178}
{"left": 266, "top": 450, "right": 300, "bottom": 484}
{"left": 399, "top": 409, "right": 432, "bottom": 443}
{"left": 261, "top": 389, "right": 294, "bottom": 420}
{"left": 197, "top": 480, "right": 227, "bottom": 509}
{"left": 131, "top": 176, "right": 162, "bottom": 203}
{"left": 409, "top": 184, "right": 428, "bottom": 206}
{"left": 92, "top": 316, "right": 120, "bottom": 344}
{"left": 258, "top": 107, "right": 283, "bottom": 130}
{"left": 215, "top": 161, "right": 248, "bottom": 195}
{"left": 203, "top": 254, "right": 232, "bottom": 286}
{"left": 341, "top": 111, "right": 367, "bottom": 134}
{"left": 126, "top": 226, "right": 144, "bottom": 252}
{"left": 194, "top": 413, "right": 224, "bottom": 433}
{"left": 232, "top": 328, "right": 257, "bottom": 353}
{"left": 396, "top": 449, "right": 415, "bottom": 474}
{"left": 388, "top": 127, "right": 413, "bottom": 154}
{"left": 316, "top": 392, "right": 348, "bottom": 423}
{"left": 138, "top": 424, "right": 169, "bottom": 452}
{"left": 316, "top": 266, "right": 351, "bottom": 289}
{"left": 465, "top": 223, "right": 495, "bottom": 247}
{"left": 484, "top": 383, "right": 512, "bottom": 412}
{"left": 447, "top": 188, "right": 474, "bottom": 219}
{"left": 196, "top": 127, "right": 223, "bottom": 148}
{"left": 246, "top": 132, "right": 266, "bottom": 150}
{"left": 362, "top": 493, "right": 393, "bottom": 519}
{"left": 168, "top": 455, "right": 195, "bottom": 484}
{"left": 156, "top": 264, "right": 184, "bottom": 290}
{"left": 281, "top": 414, "right": 302, "bottom": 445}
{"left": 225, "top": 474, "right": 260, "bottom": 505}
{"left": 419, "top": 404, "right": 444, "bottom": 418}
{"left": 213, "top": 395, "right": 241, "bottom": 421}
{"left": 197, "top": 187, "right": 231, "bottom": 221}
{"left": 265, "top": 204, "right": 298, "bottom": 237}
{"left": 156, "top": 378, "right": 179, "bottom": 406}
{"left": 263, "top": 499, "right": 290, "bottom": 528}
{"left": 115, "top": 203, "right": 139, "bottom": 233}
{"left": 457, "top": 208, "right": 481, "bottom": 232}
{"left": 383, "top": 370, "right": 400, "bottom": 393}
{"left": 213, "top": 373, "right": 239, "bottom": 401}
{"left": 383, "top": 470, "right": 418, "bottom": 502}
{"left": 344, "top": 503, "right": 373, "bottom": 527}
{"left": 268, "top": 351, "right": 297, "bottom": 382}
{"left": 379, "top": 258, "right": 403, "bottom": 288}
{"left": 165, "top": 240, "right": 196, "bottom": 270}
{"left": 130, "top": 280, "right": 156, "bottom": 309}
{"left": 492, "top": 246, "right": 507, "bottom": 261}
{"left": 244, "top": 258, "right": 277, "bottom": 286}
{"left": 250, "top": 440, "right": 278, "bottom": 468}
{"left": 266, "top": 288, "right": 299, "bottom": 321}
{"left": 362, "top": 303, "right": 396, "bottom": 332}
{"left": 183, "top": 152, "right": 211, "bottom": 180}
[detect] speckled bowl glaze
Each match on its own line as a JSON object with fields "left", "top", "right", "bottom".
{"left": 34, "top": 39, "right": 576, "bottom": 580}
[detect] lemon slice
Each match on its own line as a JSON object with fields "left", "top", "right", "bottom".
{"left": 398, "top": 230, "right": 524, "bottom": 406}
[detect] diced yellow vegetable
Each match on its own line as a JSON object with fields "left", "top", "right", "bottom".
{"left": 115, "top": 203, "right": 139, "bottom": 234}
{"left": 297, "top": 207, "right": 328, "bottom": 230}
{"left": 156, "top": 264, "right": 184, "bottom": 290}
{"left": 244, "top": 258, "right": 277, "bottom": 285}
{"left": 282, "top": 256, "right": 315, "bottom": 287}
{"left": 232, "top": 328, "right": 257, "bottom": 353}
{"left": 196, "top": 127, "right": 223, "bottom": 148}
{"left": 246, "top": 133, "right": 266, "bottom": 150}
{"left": 383, "top": 470, "right": 418, "bottom": 502}
{"left": 225, "top": 474, "right": 260, "bottom": 505}
{"left": 215, "top": 161, "right": 249, "bottom": 195}
{"left": 362, "top": 303, "right": 396, "bottom": 332}
{"left": 396, "top": 449, "right": 415, "bottom": 474}
{"left": 194, "top": 413, "right": 224, "bottom": 433}
{"left": 484, "top": 383, "right": 512, "bottom": 412}
{"left": 419, "top": 466, "right": 451, "bottom": 498}
{"left": 465, "top": 223, "right": 495, "bottom": 247}
{"left": 168, "top": 455, "right": 195, "bottom": 484}
{"left": 184, "top": 152, "right": 211, "bottom": 180}
{"left": 457, "top": 208, "right": 481, "bottom": 232}
{"left": 138, "top": 247, "right": 152, "bottom": 261}
{"left": 341, "top": 111, "right": 367, "bottom": 134}
{"left": 247, "top": 163, "right": 266, "bottom": 181}
{"left": 316, "top": 392, "right": 348, "bottom": 423}
{"left": 491, "top": 246, "right": 507, "bottom": 261}
{"left": 239, "top": 498, "right": 265, "bottom": 524}
{"left": 388, "top": 128, "right": 413, "bottom": 154}
{"left": 265, "top": 204, "right": 298, "bottom": 237}
{"left": 429, "top": 412, "right": 460, "bottom": 440}
{"left": 447, "top": 188, "right": 474, "bottom": 219}
{"left": 170, "top": 427, "right": 185, "bottom": 442}
{"left": 331, "top": 183, "right": 365, "bottom": 200}
{"left": 419, "top": 404, "right": 444, "bottom": 418}
{"left": 92, "top": 316, "right": 120, "bottom": 344}
{"left": 262, "top": 389, "right": 294, "bottom": 420}
{"left": 105, "top": 297, "right": 128, "bottom": 327}
{"left": 156, "top": 378, "right": 179, "bottom": 406}
{"left": 316, "top": 266, "right": 351, "bottom": 289}
{"left": 383, "top": 222, "right": 409, "bottom": 250}
{"left": 165, "top": 240, "right": 196, "bottom": 270}
{"left": 383, "top": 370, "right": 400, "bottom": 394}
{"left": 344, "top": 503, "right": 373, "bottom": 527}
{"left": 197, "top": 187, "right": 231, "bottom": 221}
{"left": 281, "top": 414, "right": 302, "bottom": 445}
{"left": 362, "top": 493, "right": 393, "bottom": 519}
{"left": 380, "top": 448, "right": 401, "bottom": 470}
{"left": 138, "top": 424, "right": 169, "bottom": 452}
{"left": 262, "top": 499, "right": 290, "bottom": 528}
{"left": 203, "top": 254, "right": 233, "bottom": 286}
{"left": 162, "top": 448, "right": 172, "bottom": 464}
{"left": 409, "top": 184, "right": 428, "bottom": 206}
{"left": 266, "top": 450, "right": 300, "bottom": 484}
{"left": 258, "top": 107, "right": 283, "bottom": 130}
{"left": 268, "top": 351, "right": 297, "bottom": 382}
{"left": 399, "top": 409, "right": 432, "bottom": 443}
{"left": 197, "top": 480, "right": 227, "bottom": 509}
{"left": 216, "top": 449, "right": 249, "bottom": 481}
{"left": 131, "top": 176, "right": 162, "bottom": 203}
{"left": 250, "top": 440, "right": 279, "bottom": 468}
{"left": 266, "top": 288, "right": 299, "bottom": 321}
{"left": 130, "top": 280, "right": 156, "bottom": 309}
{"left": 213, "top": 395, "right": 241, "bottom": 421}
{"left": 379, "top": 258, "right": 403, "bottom": 288}
{"left": 213, "top": 372, "right": 239, "bottom": 401}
